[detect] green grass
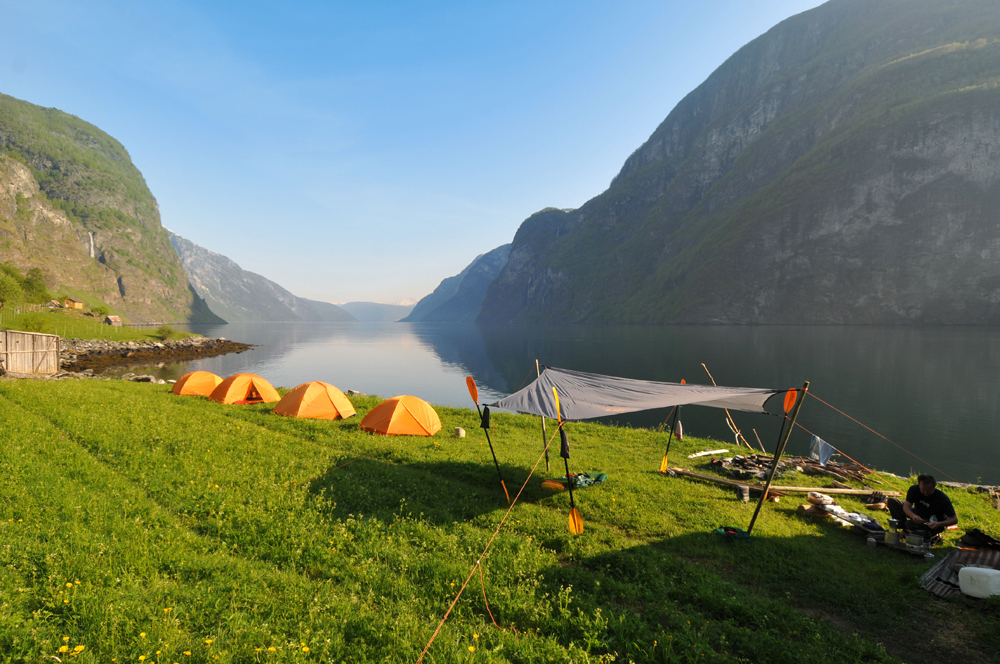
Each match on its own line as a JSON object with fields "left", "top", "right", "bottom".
{"left": 0, "top": 380, "right": 997, "bottom": 663}
{"left": 0, "top": 309, "right": 197, "bottom": 341}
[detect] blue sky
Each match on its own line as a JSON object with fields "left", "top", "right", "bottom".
{"left": 1, "top": 0, "right": 826, "bottom": 303}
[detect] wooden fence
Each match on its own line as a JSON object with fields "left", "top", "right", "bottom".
{"left": 0, "top": 329, "right": 60, "bottom": 375}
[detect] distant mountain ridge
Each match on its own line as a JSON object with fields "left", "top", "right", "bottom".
{"left": 402, "top": 244, "right": 510, "bottom": 322}
{"left": 339, "top": 301, "right": 414, "bottom": 322}
{"left": 168, "top": 231, "right": 356, "bottom": 323}
{"left": 480, "top": 0, "right": 1000, "bottom": 324}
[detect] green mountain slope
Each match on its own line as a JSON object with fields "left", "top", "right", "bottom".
{"left": 480, "top": 0, "right": 1000, "bottom": 324}
{"left": 0, "top": 92, "right": 208, "bottom": 323}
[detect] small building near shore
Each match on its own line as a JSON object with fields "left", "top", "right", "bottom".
{"left": 63, "top": 298, "right": 84, "bottom": 309}
{"left": 104, "top": 315, "right": 123, "bottom": 327}
{"left": 46, "top": 300, "right": 62, "bottom": 308}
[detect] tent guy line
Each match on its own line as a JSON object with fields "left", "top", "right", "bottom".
{"left": 414, "top": 429, "right": 558, "bottom": 664}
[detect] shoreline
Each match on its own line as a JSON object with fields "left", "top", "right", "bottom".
{"left": 58, "top": 336, "right": 253, "bottom": 372}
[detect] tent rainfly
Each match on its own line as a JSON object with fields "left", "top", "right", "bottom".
{"left": 273, "top": 381, "right": 357, "bottom": 420}
{"left": 359, "top": 395, "right": 441, "bottom": 436}
{"left": 209, "top": 373, "right": 281, "bottom": 405}
{"left": 487, "top": 366, "right": 787, "bottom": 419}
{"left": 172, "top": 371, "right": 223, "bottom": 397}
{"left": 485, "top": 365, "right": 807, "bottom": 535}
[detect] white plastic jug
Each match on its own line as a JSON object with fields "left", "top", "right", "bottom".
{"left": 958, "top": 567, "right": 1000, "bottom": 598}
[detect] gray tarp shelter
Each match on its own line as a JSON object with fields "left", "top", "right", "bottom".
{"left": 487, "top": 366, "right": 786, "bottom": 420}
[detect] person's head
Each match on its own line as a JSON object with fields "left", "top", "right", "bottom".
{"left": 917, "top": 473, "right": 937, "bottom": 496}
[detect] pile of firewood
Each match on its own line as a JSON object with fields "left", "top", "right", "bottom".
{"left": 707, "top": 454, "right": 881, "bottom": 486}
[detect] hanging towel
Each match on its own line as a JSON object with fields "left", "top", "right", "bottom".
{"left": 809, "top": 435, "right": 835, "bottom": 466}
{"left": 674, "top": 420, "right": 683, "bottom": 440}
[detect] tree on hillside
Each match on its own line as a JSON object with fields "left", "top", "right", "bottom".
{"left": 0, "top": 272, "right": 24, "bottom": 309}
{"left": 23, "top": 267, "right": 49, "bottom": 301}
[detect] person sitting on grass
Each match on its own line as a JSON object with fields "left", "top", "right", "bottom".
{"left": 887, "top": 473, "right": 957, "bottom": 540}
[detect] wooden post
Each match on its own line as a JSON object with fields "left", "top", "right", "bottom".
{"left": 536, "top": 360, "right": 550, "bottom": 472}
{"left": 747, "top": 382, "right": 809, "bottom": 535}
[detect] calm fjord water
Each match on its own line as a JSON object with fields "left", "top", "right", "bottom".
{"left": 161, "top": 322, "right": 1000, "bottom": 485}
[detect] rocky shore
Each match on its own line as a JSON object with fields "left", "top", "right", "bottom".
{"left": 60, "top": 336, "right": 252, "bottom": 372}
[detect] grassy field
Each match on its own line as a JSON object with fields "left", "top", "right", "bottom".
{"left": 1, "top": 380, "right": 998, "bottom": 664}
{"left": 0, "top": 308, "right": 190, "bottom": 341}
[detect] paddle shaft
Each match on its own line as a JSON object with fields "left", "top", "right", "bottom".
{"left": 475, "top": 403, "right": 510, "bottom": 503}
{"left": 536, "top": 360, "right": 550, "bottom": 471}
{"left": 659, "top": 406, "right": 680, "bottom": 472}
{"left": 747, "top": 382, "right": 809, "bottom": 534}
{"left": 562, "top": 453, "right": 577, "bottom": 510}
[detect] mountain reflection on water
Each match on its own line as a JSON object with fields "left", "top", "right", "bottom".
{"left": 147, "top": 322, "right": 1000, "bottom": 485}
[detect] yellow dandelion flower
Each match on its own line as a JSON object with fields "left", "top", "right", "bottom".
{"left": 74, "top": 646, "right": 85, "bottom": 653}
{"left": 301, "top": 647, "right": 309, "bottom": 653}
{"left": 141, "top": 633, "right": 147, "bottom": 638}
{"left": 468, "top": 646, "right": 475, "bottom": 652}
{"left": 156, "top": 651, "right": 161, "bottom": 655}
{"left": 139, "top": 656, "right": 146, "bottom": 661}
{"left": 59, "top": 646, "right": 69, "bottom": 653}
{"left": 183, "top": 652, "right": 191, "bottom": 657}
{"left": 204, "top": 639, "right": 213, "bottom": 645}
{"left": 66, "top": 582, "right": 74, "bottom": 588}
{"left": 63, "top": 637, "right": 70, "bottom": 642}
{"left": 268, "top": 647, "right": 276, "bottom": 653}
{"left": 63, "top": 599, "right": 69, "bottom": 604}
{"left": 473, "top": 634, "right": 479, "bottom": 640}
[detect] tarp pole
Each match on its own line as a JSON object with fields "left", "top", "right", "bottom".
{"left": 658, "top": 406, "right": 681, "bottom": 473}
{"left": 747, "top": 382, "right": 809, "bottom": 535}
{"left": 536, "top": 359, "right": 550, "bottom": 472}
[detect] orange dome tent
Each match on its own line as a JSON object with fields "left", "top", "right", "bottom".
{"left": 209, "top": 373, "right": 280, "bottom": 404}
{"left": 359, "top": 395, "right": 441, "bottom": 436}
{"left": 172, "top": 371, "right": 223, "bottom": 396}
{"left": 273, "top": 381, "right": 357, "bottom": 419}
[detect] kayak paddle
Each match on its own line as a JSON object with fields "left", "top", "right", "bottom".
{"left": 466, "top": 376, "right": 510, "bottom": 504}
{"left": 553, "top": 386, "right": 583, "bottom": 535}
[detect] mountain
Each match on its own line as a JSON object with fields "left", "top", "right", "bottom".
{"left": 168, "top": 231, "right": 356, "bottom": 323}
{"left": 338, "top": 302, "right": 414, "bottom": 322}
{"left": 402, "top": 244, "right": 510, "bottom": 322}
{"left": 480, "top": 0, "right": 1000, "bottom": 325}
{"left": 0, "top": 92, "right": 211, "bottom": 323}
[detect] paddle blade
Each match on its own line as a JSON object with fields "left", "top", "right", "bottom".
{"left": 500, "top": 480, "right": 511, "bottom": 505}
{"left": 552, "top": 387, "right": 562, "bottom": 423}
{"left": 783, "top": 389, "right": 797, "bottom": 414}
{"left": 568, "top": 508, "right": 584, "bottom": 535}
{"left": 659, "top": 454, "right": 670, "bottom": 473}
{"left": 466, "top": 376, "right": 479, "bottom": 404}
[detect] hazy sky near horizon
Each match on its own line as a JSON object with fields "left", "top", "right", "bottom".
{"left": 1, "top": 0, "right": 825, "bottom": 304}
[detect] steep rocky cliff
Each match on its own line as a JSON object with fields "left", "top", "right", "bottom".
{"left": 402, "top": 244, "right": 510, "bottom": 322}
{"left": 168, "top": 231, "right": 356, "bottom": 323}
{"left": 0, "top": 93, "right": 208, "bottom": 323}
{"left": 479, "top": 0, "right": 1000, "bottom": 324}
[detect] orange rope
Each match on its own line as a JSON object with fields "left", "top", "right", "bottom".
{"left": 414, "top": 429, "right": 558, "bottom": 663}
{"left": 790, "top": 419, "right": 874, "bottom": 474}
{"left": 807, "top": 392, "right": 957, "bottom": 482}
{"left": 479, "top": 563, "right": 518, "bottom": 634}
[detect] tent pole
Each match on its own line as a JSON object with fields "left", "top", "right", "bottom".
{"left": 658, "top": 406, "right": 681, "bottom": 473}
{"left": 747, "top": 382, "right": 809, "bottom": 535}
{"left": 536, "top": 359, "right": 550, "bottom": 472}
